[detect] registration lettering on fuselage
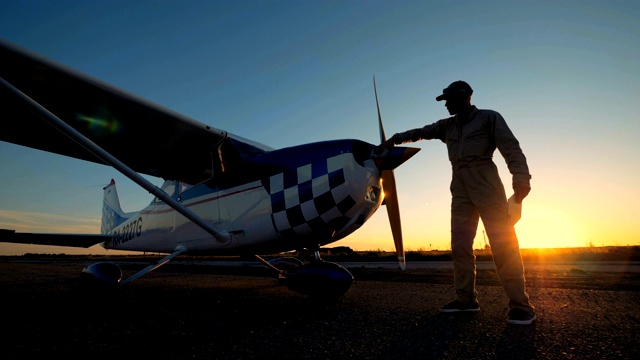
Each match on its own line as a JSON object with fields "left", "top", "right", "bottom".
{"left": 111, "top": 217, "right": 142, "bottom": 246}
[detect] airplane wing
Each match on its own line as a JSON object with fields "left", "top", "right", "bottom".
{"left": 0, "top": 230, "right": 108, "bottom": 248}
{"left": 0, "top": 39, "right": 230, "bottom": 181}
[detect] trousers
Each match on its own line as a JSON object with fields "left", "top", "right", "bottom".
{"left": 450, "top": 161, "right": 534, "bottom": 312}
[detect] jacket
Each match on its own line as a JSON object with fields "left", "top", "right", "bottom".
{"left": 392, "top": 106, "right": 531, "bottom": 183}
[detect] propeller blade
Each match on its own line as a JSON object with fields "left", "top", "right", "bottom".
{"left": 373, "top": 76, "right": 405, "bottom": 270}
{"left": 373, "top": 76, "right": 387, "bottom": 143}
{"left": 382, "top": 169, "right": 405, "bottom": 270}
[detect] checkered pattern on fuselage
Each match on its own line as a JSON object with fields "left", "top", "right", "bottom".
{"left": 266, "top": 153, "right": 357, "bottom": 239}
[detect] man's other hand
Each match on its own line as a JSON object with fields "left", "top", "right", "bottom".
{"left": 513, "top": 181, "right": 531, "bottom": 203}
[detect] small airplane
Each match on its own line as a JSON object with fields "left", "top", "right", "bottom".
{"left": 0, "top": 39, "right": 419, "bottom": 299}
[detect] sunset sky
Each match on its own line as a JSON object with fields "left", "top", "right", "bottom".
{"left": 1, "top": 0, "right": 638, "bottom": 255}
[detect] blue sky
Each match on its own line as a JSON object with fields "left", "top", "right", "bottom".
{"left": 1, "top": 0, "right": 639, "bottom": 255}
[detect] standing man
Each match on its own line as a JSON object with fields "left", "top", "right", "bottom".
{"left": 379, "top": 80, "right": 536, "bottom": 325}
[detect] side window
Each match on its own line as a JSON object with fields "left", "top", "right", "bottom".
{"left": 178, "top": 152, "right": 215, "bottom": 193}
{"left": 154, "top": 152, "right": 216, "bottom": 201}
{"left": 178, "top": 181, "right": 192, "bottom": 194}
{"left": 154, "top": 180, "right": 176, "bottom": 203}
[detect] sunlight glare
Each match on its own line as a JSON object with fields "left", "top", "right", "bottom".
{"left": 515, "top": 204, "right": 586, "bottom": 249}
{"left": 76, "top": 111, "right": 121, "bottom": 136}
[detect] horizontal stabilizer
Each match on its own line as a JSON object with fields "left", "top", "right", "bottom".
{"left": 0, "top": 229, "right": 109, "bottom": 248}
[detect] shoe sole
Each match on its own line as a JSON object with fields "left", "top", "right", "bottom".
{"left": 440, "top": 308, "right": 480, "bottom": 313}
{"left": 507, "top": 314, "right": 537, "bottom": 325}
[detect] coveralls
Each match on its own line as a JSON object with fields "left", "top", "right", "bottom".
{"left": 391, "top": 106, "right": 534, "bottom": 312}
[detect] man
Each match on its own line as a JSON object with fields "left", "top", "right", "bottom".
{"left": 379, "top": 80, "right": 536, "bottom": 325}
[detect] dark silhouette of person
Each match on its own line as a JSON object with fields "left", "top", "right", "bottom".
{"left": 378, "top": 80, "right": 536, "bottom": 325}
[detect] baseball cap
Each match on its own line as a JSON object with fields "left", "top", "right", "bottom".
{"left": 436, "top": 81, "right": 473, "bottom": 101}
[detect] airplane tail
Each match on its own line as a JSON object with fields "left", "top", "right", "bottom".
{"left": 101, "top": 179, "right": 135, "bottom": 234}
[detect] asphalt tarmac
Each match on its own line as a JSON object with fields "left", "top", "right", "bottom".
{"left": 1, "top": 258, "right": 639, "bottom": 359}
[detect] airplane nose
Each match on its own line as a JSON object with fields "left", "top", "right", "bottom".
{"left": 372, "top": 146, "right": 420, "bottom": 171}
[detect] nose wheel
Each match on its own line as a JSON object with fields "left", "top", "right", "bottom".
{"left": 255, "top": 248, "right": 354, "bottom": 301}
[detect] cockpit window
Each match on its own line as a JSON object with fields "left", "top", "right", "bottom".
{"left": 162, "top": 180, "right": 176, "bottom": 196}
{"left": 178, "top": 181, "right": 193, "bottom": 194}
{"left": 154, "top": 180, "right": 176, "bottom": 203}
{"left": 177, "top": 152, "right": 214, "bottom": 193}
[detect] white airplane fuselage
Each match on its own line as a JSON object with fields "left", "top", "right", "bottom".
{"left": 104, "top": 140, "right": 385, "bottom": 255}
{"left": 1, "top": 39, "right": 421, "bottom": 294}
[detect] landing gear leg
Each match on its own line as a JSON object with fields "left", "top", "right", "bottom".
{"left": 256, "top": 248, "right": 353, "bottom": 301}
{"left": 254, "top": 254, "right": 285, "bottom": 279}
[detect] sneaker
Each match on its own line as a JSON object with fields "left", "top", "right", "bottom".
{"left": 507, "top": 308, "right": 537, "bottom": 325}
{"left": 439, "top": 299, "right": 480, "bottom": 313}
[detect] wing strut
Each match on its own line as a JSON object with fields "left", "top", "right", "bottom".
{"left": 0, "top": 76, "right": 231, "bottom": 244}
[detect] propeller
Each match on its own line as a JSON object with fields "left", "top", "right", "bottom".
{"left": 373, "top": 76, "right": 406, "bottom": 271}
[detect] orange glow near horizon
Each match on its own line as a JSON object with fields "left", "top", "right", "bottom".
{"left": 515, "top": 204, "right": 588, "bottom": 249}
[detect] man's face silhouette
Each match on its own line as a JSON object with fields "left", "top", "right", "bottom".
{"left": 444, "top": 93, "right": 468, "bottom": 116}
